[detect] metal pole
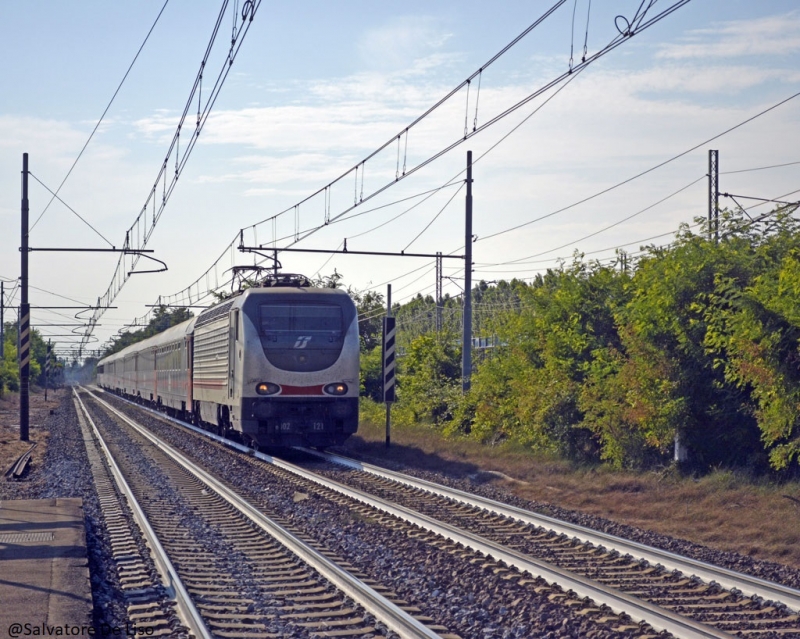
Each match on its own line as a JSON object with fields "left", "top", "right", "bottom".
{"left": 714, "top": 152, "right": 720, "bottom": 243}
{"left": 435, "top": 252, "right": 442, "bottom": 334}
{"left": 462, "top": 151, "right": 473, "bottom": 392}
{"left": 708, "top": 149, "right": 719, "bottom": 243}
{"left": 386, "top": 283, "right": 392, "bottom": 448}
{"left": 45, "top": 340, "right": 51, "bottom": 401}
{"left": 20, "top": 153, "right": 30, "bottom": 441}
{"left": 1, "top": 280, "right": 4, "bottom": 360}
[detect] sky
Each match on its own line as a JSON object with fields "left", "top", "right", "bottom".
{"left": 1, "top": 0, "right": 799, "bottom": 358}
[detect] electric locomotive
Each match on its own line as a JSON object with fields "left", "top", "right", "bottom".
{"left": 97, "top": 274, "right": 360, "bottom": 448}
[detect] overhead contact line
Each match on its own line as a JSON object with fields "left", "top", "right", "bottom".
{"left": 30, "top": 0, "right": 171, "bottom": 233}
{"left": 479, "top": 88, "right": 800, "bottom": 244}
{"left": 81, "top": 0, "right": 262, "bottom": 354}
{"left": 129, "top": 0, "right": 691, "bottom": 343}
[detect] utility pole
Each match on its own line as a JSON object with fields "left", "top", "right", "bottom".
{"left": 1, "top": 280, "right": 4, "bottom": 360}
{"left": 435, "top": 252, "right": 443, "bottom": 333}
{"left": 708, "top": 149, "right": 719, "bottom": 243}
{"left": 462, "top": 151, "right": 473, "bottom": 392}
{"left": 20, "top": 153, "right": 30, "bottom": 441}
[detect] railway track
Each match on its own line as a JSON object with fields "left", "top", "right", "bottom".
{"left": 76, "top": 387, "right": 452, "bottom": 639}
{"left": 72, "top": 390, "right": 192, "bottom": 637}
{"left": 302, "top": 450, "right": 800, "bottom": 637}
{"left": 87, "top": 388, "right": 800, "bottom": 638}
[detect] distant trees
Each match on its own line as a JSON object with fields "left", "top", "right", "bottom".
{"left": 102, "top": 306, "right": 193, "bottom": 358}
{"left": 1, "top": 322, "right": 50, "bottom": 396}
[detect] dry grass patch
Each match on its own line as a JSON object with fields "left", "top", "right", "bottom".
{"left": 343, "top": 412, "right": 800, "bottom": 569}
{"left": 0, "top": 388, "right": 59, "bottom": 484}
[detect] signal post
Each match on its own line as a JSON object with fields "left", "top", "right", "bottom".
{"left": 382, "top": 284, "right": 396, "bottom": 448}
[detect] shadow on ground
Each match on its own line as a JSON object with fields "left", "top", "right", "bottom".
{"left": 334, "top": 435, "right": 500, "bottom": 483}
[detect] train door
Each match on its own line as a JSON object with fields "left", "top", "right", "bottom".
{"left": 153, "top": 347, "right": 158, "bottom": 402}
{"left": 186, "top": 335, "right": 193, "bottom": 410}
{"left": 228, "top": 309, "right": 239, "bottom": 399}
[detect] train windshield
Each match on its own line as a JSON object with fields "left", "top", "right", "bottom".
{"left": 259, "top": 304, "right": 342, "bottom": 336}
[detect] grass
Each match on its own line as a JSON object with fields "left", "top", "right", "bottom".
{"left": 340, "top": 409, "right": 800, "bottom": 569}
{"left": 0, "top": 388, "right": 60, "bottom": 489}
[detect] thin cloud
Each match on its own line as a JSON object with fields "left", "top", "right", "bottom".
{"left": 657, "top": 11, "right": 800, "bottom": 59}
{"left": 625, "top": 65, "right": 789, "bottom": 95}
{"left": 357, "top": 16, "right": 454, "bottom": 73}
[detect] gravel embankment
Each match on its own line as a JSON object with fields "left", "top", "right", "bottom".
{"left": 325, "top": 451, "right": 800, "bottom": 593}
{"left": 12, "top": 388, "right": 800, "bottom": 638}
{"left": 1, "top": 392, "right": 129, "bottom": 631}
{"left": 85, "top": 398, "right": 319, "bottom": 638}
{"left": 102, "top": 396, "right": 656, "bottom": 639}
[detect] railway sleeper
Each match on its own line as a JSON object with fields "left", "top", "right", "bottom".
{"left": 297, "top": 617, "right": 366, "bottom": 629}
{"left": 709, "top": 615, "right": 799, "bottom": 627}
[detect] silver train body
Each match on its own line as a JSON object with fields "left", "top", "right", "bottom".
{"left": 96, "top": 285, "right": 359, "bottom": 447}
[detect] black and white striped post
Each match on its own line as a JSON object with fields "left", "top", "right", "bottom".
{"left": 20, "top": 153, "right": 30, "bottom": 441}
{"left": 44, "top": 340, "right": 51, "bottom": 401}
{"left": 1, "top": 281, "right": 5, "bottom": 361}
{"left": 382, "top": 284, "right": 396, "bottom": 448}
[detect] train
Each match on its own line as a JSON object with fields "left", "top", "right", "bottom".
{"left": 96, "top": 274, "right": 360, "bottom": 448}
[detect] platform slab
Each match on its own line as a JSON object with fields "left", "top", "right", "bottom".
{"left": 0, "top": 498, "right": 92, "bottom": 639}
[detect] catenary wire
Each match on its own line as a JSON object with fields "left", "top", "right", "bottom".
{"left": 28, "top": 172, "right": 115, "bottom": 248}
{"left": 30, "top": 0, "right": 170, "bottom": 232}
{"left": 478, "top": 88, "right": 800, "bottom": 244}
{"left": 486, "top": 174, "right": 705, "bottom": 266}
{"left": 81, "top": 0, "right": 262, "bottom": 352}
{"left": 475, "top": 188, "right": 800, "bottom": 275}
{"left": 403, "top": 183, "right": 466, "bottom": 252}
{"left": 103, "top": 1, "right": 690, "bottom": 348}
{"left": 129, "top": 0, "right": 688, "bottom": 334}
{"left": 721, "top": 159, "right": 800, "bottom": 175}
{"left": 246, "top": 0, "right": 686, "bottom": 246}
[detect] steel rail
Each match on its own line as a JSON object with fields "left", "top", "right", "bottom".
{"left": 81, "top": 388, "right": 443, "bottom": 639}
{"left": 86, "top": 390, "right": 731, "bottom": 638}
{"left": 258, "top": 461, "right": 735, "bottom": 638}
{"left": 87, "top": 392, "right": 756, "bottom": 639}
{"left": 306, "top": 448, "right": 800, "bottom": 614}
{"left": 71, "top": 388, "right": 212, "bottom": 639}
{"left": 4, "top": 442, "right": 36, "bottom": 479}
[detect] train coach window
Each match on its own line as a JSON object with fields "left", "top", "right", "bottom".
{"left": 260, "top": 304, "right": 342, "bottom": 336}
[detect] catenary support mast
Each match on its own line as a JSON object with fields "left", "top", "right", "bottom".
{"left": 462, "top": 151, "right": 473, "bottom": 392}
{"left": 20, "top": 153, "right": 30, "bottom": 441}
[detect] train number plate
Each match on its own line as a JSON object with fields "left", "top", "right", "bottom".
{"left": 279, "top": 421, "right": 325, "bottom": 432}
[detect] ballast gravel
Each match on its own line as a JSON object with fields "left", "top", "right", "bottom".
{"left": 103, "top": 397, "right": 657, "bottom": 638}
{"left": 1, "top": 392, "right": 129, "bottom": 631}
{"left": 30, "top": 389, "right": 800, "bottom": 639}
{"left": 326, "top": 448, "right": 800, "bottom": 593}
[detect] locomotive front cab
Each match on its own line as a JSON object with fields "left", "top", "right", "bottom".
{"left": 238, "top": 287, "right": 359, "bottom": 447}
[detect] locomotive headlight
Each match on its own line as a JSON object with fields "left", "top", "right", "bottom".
{"left": 323, "top": 383, "right": 348, "bottom": 396}
{"left": 255, "top": 382, "right": 280, "bottom": 395}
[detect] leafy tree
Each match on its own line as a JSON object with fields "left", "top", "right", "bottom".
{"left": 463, "top": 261, "right": 622, "bottom": 459}
{"left": 103, "top": 306, "right": 193, "bottom": 357}
{"left": 360, "top": 345, "right": 383, "bottom": 403}
{"left": 313, "top": 268, "right": 344, "bottom": 289}
{"left": 395, "top": 330, "right": 461, "bottom": 426}
{"left": 704, "top": 210, "right": 800, "bottom": 470}
{"left": 1, "top": 332, "right": 19, "bottom": 394}
{"left": 350, "top": 289, "right": 385, "bottom": 352}
{"left": 1, "top": 322, "right": 44, "bottom": 394}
